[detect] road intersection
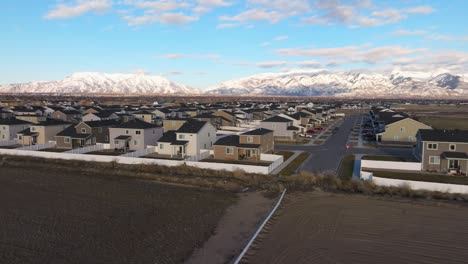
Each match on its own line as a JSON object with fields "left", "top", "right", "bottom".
{"left": 276, "top": 115, "right": 414, "bottom": 174}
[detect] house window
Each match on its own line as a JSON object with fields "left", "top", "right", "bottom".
{"left": 64, "top": 137, "right": 70, "bottom": 143}
{"left": 134, "top": 140, "right": 138, "bottom": 146}
{"left": 427, "top": 143, "right": 438, "bottom": 150}
{"left": 136, "top": 130, "right": 141, "bottom": 135}
{"left": 18, "top": 136, "right": 22, "bottom": 140}
{"left": 105, "top": 135, "right": 109, "bottom": 141}
{"left": 208, "top": 133, "right": 210, "bottom": 137}
{"left": 81, "top": 128, "right": 86, "bottom": 133}
{"left": 429, "top": 156, "right": 440, "bottom": 165}
{"left": 31, "top": 127, "right": 36, "bottom": 132}
{"left": 449, "top": 144, "right": 456, "bottom": 151}
{"left": 226, "top": 147, "right": 233, "bottom": 155}
{"left": 160, "top": 143, "right": 164, "bottom": 149}
{"left": 247, "top": 136, "right": 253, "bottom": 143}
{"left": 1, "top": 135, "right": 5, "bottom": 139}
{"left": 126, "top": 130, "right": 129, "bottom": 134}
{"left": 449, "top": 160, "right": 460, "bottom": 169}
{"left": 400, "top": 127, "right": 405, "bottom": 132}
{"left": 179, "top": 134, "right": 185, "bottom": 140}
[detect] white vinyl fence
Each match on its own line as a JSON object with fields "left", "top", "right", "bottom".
{"left": 185, "top": 149, "right": 210, "bottom": 161}
{"left": 120, "top": 146, "right": 156, "bottom": 157}
{"left": 16, "top": 142, "right": 56, "bottom": 151}
{"left": 0, "top": 139, "right": 17, "bottom": 147}
{"left": 361, "top": 172, "right": 468, "bottom": 194}
{"left": 361, "top": 160, "right": 421, "bottom": 171}
{"left": 0, "top": 148, "right": 284, "bottom": 175}
{"left": 64, "top": 144, "right": 105, "bottom": 154}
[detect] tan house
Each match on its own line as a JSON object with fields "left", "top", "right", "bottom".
{"left": 213, "top": 128, "right": 274, "bottom": 161}
{"left": 50, "top": 109, "right": 82, "bottom": 122}
{"left": 376, "top": 117, "right": 432, "bottom": 143}
{"left": 17, "top": 120, "right": 71, "bottom": 146}
{"left": 163, "top": 118, "right": 189, "bottom": 132}
{"left": 213, "top": 110, "right": 238, "bottom": 127}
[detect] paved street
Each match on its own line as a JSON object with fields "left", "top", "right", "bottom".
{"left": 276, "top": 115, "right": 414, "bottom": 174}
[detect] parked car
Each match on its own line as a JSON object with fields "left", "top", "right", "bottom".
{"left": 307, "top": 129, "right": 316, "bottom": 134}
{"left": 305, "top": 134, "right": 313, "bottom": 138}
{"left": 315, "top": 127, "right": 324, "bottom": 131}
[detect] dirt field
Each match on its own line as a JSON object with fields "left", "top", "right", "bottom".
{"left": 0, "top": 166, "right": 235, "bottom": 264}
{"left": 246, "top": 192, "right": 468, "bottom": 264}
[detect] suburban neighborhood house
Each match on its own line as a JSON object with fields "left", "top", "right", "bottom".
{"left": 0, "top": 119, "right": 32, "bottom": 140}
{"left": 55, "top": 120, "right": 119, "bottom": 149}
{"left": 156, "top": 120, "right": 216, "bottom": 158}
{"left": 260, "top": 115, "right": 297, "bottom": 140}
{"left": 213, "top": 128, "right": 274, "bottom": 161}
{"left": 415, "top": 129, "right": 468, "bottom": 175}
{"left": 17, "top": 120, "right": 71, "bottom": 146}
{"left": 109, "top": 120, "right": 163, "bottom": 152}
{"left": 370, "top": 108, "right": 432, "bottom": 143}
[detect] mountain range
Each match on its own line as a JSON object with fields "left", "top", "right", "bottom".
{"left": 1, "top": 70, "right": 468, "bottom": 98}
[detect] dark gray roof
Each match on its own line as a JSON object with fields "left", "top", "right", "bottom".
{"left": 115, "top": 120, "right": 160, "bottom": 129}
{"left": 157, "top": 131, "right": 188, "bottom": 145}
{"left": 242, "top": 128, "right": 273, "bottom": 136}
{"left": 441, "top": 152, "right": 468, "bottom": 160}
{"left": 35, "top": 120, "right": 71, "bottom": 126}
{"left": 262, "top": 116, "right": 292, "bottom": 123}
{"left": 0, "top": 118, "right": 32, "bottom": 126}
{"left": 177, "top": 120, "right": 207, "bottom": 133}
{"left": 214, "top": 135, "right": 260, "bottom": 148}
{"left": 115, "top": 135, "right": 132, "bottom": 140}
{"left": 419, "top": 129, "right": 468, "bottom": 143}
{"left": 56, "top": 126, "right": 91, "bottom": 139}
{"left": 287, "top": 126, "right": 300, "bottom": 131}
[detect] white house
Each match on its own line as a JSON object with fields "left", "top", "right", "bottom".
{"left": 156, "top": 120, "right": 216, "bottom": 158}
{"left": 109, "top": 120, "right": 163, "bottom": 151}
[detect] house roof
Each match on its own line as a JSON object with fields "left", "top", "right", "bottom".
{"left": 419, "top": 129, "right": 468, "bottom": 143}
{"left": 0, "top": 118, "right": 32, "bottom": 126}
{"left": 262, "top": 116, "right": 292, "bottom": 123}
{"left": 35, "top": 120, "right": 71, "bottom": 126}
{"left": 114, "top": 120, "right": 160, "bottom": 129}
{"left": 83, "top": 120, "right": 120, "bottom": 128}
{"left": 289, "top": 112, "right": 311, "bottom": 120}
{"left": 242, "top": 128, "right": 273, "bottom": 135}
{"left": 177, "top": 120, "right": 207, "bottom": 134}
{"left": 441, "top": 152, "right": 468, "bottom": 160}
{"left": 157, "top": 131, "right": 189, "bottom": 145}
{"left": 287, "top": 126, "right": 300, "bottom": 131}
{"left": 114, "top": 135, "right": 132, "bottom": 140}
{"left": 56, "top": 126, "right": 91, "bottom": 139}
{"left": 214, "top": 135, "right": 260, "bottom": 148}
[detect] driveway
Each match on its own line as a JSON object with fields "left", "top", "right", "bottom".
{"left": 276, "top": 115, "right": 414, "bottom": 174}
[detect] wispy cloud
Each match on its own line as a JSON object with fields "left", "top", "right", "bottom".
{"left": 44, "top": 0, "right": 112, "bottom": 19}
{"left": 274, "top": 35, "right": 288, "bottom": 41}
{"left": 392, "top": 29, "right": 427, "bottom": 36}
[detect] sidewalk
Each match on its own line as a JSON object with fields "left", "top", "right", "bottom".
{"left": 352, "top": 154, "right": 363, "bottom": 180}
{"left": 271, "top": 150, "right": 303, "bottom": 175}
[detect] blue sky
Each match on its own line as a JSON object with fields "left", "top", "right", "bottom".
{"left": 2, "top": 0, "right": 467, "bottom": 88}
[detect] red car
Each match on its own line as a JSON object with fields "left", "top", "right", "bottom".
{"left": 315, "top": 127, "right": 324, "bottom": 131}
{"left": 307, "top": 129, "right": 316, "bottom": 134}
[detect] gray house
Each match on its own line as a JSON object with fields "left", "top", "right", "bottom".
{"left": 416, "top": 129, "right": 468, "bottom": 175}
{"left": 260, "top": 115, "right": 296, "bottom": 140}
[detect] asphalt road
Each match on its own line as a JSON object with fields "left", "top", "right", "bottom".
{"left": 276, "top": 115, "right": 414, "bottom": 174}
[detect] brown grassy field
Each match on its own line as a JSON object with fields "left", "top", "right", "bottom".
{"left": 395, "top": 104, "right": 468, "bottom": 130}
{"left": 0, "top": 166, "right": 235, "bottom": 264}
{"left": 416, "top": 116, "right": 468, "bottom": 130}
{"left": 246, "top": 192, "right": 468, "bottom": 264}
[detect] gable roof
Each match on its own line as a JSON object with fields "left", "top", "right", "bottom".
{"left": 82, "top": 120, "right": 120, "bottom": 128}
{"left": 419, "top": 129, "right": 468, "bottom": 143}
{"left": 242, "top": 128, "right": 273, "bottom": 136}
{"left": 56, "top": 126, "right": 91, "bottom": 139}
{"left": 177, "top": 120, "right": 207, "bottom": 134}
{"left": 0, "top": 118, "right": 32, "bottom": 126}
{"left": 262, "top": 116, "right": 292, "bottom": 123}
{"left": 214, "top": 135, "right": 260, "bottom": 148}
{"left": 114, "top": 120, "right": 160, "bottom": 129}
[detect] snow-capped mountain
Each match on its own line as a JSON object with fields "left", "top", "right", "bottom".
{"left": 0, "top": 72, "right": 200, "bottom": 95}
{"left": 205, "top": 70, "right": 468, "bottom": 98}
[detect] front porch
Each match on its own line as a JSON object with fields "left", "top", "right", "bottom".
{"left": 441, "top": 152, "right": 468, "bottom": 176}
